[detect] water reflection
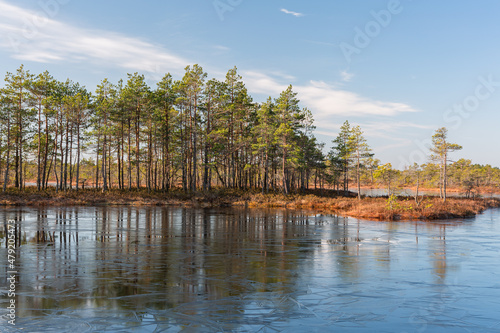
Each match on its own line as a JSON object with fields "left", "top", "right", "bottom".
{"left": 0, "top": 206, "right": 499, "bottom": 331}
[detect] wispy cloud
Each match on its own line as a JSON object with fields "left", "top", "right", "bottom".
{"left": 316, "top": 121, "right": 427, "bottom": 157}
{"left": 0, "top": 0, "right": 190, "bottom": 75}
{"left": 280, "top": 8, "right": 304, "bottom": 17}
{"left": 243, "top": 71, "right": 287, "bottom": 95}
{"left": 315, "top": 121, "right": 429, "bottom": 135}
{"left": 297, "top": 81, "right": 417, "bottom": 118}
{"left": 0, "top": 0, "right": 418, "bottom": 141}
{"left": 242, "top": 71, "right": 418, "bottom": 139}
{"left": 357, "top": 121, "right": 433, "bottom": 140}
{"left": 340, "top": 70, "right": 354, "bottom": 82}
{"left": 374, "top": 139, "right": 414, "bottom": 153}
{"left": 243, "top": 72, "right": 417, "bottom": 117}
{"left": 213, "top": 45, "right": 230, "bottom": 52}
{"left": 364, "top": 121, "right": 433, "bottom": 132}
{"left": 270, "top": 71, "right": 296, "bottom": 82}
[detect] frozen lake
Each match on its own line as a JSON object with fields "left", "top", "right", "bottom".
{"left": 1, "top": 206, "right": 500, "bottom": 332}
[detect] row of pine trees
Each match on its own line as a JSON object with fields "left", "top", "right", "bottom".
{"left": 0, "top": 65, "right": 326, "bottom": 194}
{"left": 1, "top": 65, "right": 498, "bottom": 197}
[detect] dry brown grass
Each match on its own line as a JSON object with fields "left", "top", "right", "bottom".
{"left": 0, "top": 187, "right": 499, "bottom": 221}
{"left": 242, "top": 193, "right": 500, "bottom": 221}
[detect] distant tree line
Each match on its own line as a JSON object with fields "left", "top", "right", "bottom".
{"left": 329, "top": 126, "right": 499, "bottom": 200}
{"left": 0, "top": 65, "right": 498, "bottom": 199}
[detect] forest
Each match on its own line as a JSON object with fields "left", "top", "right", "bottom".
{"left": 0, "top": 65, "right": 499, "bottom": 198}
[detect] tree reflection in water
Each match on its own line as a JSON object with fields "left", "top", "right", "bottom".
{"left": 0, "top": 206, "right": 498, "bottom": 332}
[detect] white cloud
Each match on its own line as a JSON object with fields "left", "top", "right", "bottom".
{"left": 270, "top": 71, "right": 296, "bottom": 82}
{"left": 354, "top": 121, "right": 433, "bottom": 140}
{"left": 242, "top": 71, "right": 417, "bottom": 118}
{"left": 213, "top": 45, "right": 230, "bottom": 52}
{"left": 241, "top": 71, "right": 419, "bottom": 142}
{"left": 314, "top": 121, "right": 428, "bottom": 141}
{"left": 280, "top": 8, "right": 304, "bottom": 17}
{"left": 0, "top": 0, "right": 418, "bottom": 137}
{"left": 363, "top": 121, "right": 433, "bottom": 132}
{"left": 0, "top": 0, "right": 190, "bottom": 75}
{"left": 374, "top": 139, "right": 413, "bottom": 153}
{"left": 242, "top": 71, "right": 288, "bottom": 95}
{"left": 340, "top": 70, "right": 354, "bottom": 82}
{"left": 297, "top": 81, "right": 417, "bottom": 118}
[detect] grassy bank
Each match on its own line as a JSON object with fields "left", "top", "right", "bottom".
{"left": 0, "top": 187, "right": 499, "bottom": 221}
{"left": 360, "top": 184, "right": 500, "bottom": 196}
{"left": 241, "top": 193, "right": 500, "bottom": 220}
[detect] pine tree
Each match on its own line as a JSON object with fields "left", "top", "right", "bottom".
{"left": 155, "top": 73, "right": 177, "bottom": 191}
{"left": 331, "top": 120, "right": 352, "bottom": 196}
{"left": 430, "top": 127, "right": 462, "bottom": 202}
{"left": 252, "top": 97, "right": 277, "bottom": 193}
{"left": 94, "top": 79, "right": 117, "bottom": 191}
{"left": 0, "top": 88, "right": 13, "bottom": 192}
{"left": 4, "top": 65, "right": 35, "bottom": 189}
{"left": 374, "top": 163, "right": 399, "bottom": 195}
{"left": 123, "top": 73, "right": 150, "bottom": 189}
{"left": 349, "top": 125, "right": 373, "bottom": 199}
{"left": 181, "top": 65, "right": 207, "bottom": 192}
{"left": 28, "top": 71, "right": 55, "bottom": 190}
{"left": 274, "top": 85, "right": 301, "bottom": 194}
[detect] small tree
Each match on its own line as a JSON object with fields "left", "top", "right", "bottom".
{"left": 408, "top": 163, "right": 423, "bottom": 207}
{"left": 374, "top": 163, "right": 399, "bottom": 195}
{"left": 274, "top": 85, "right": 302, "bottom": 194}
{"left": 430, "top": 127, "right": 462, "bottom": 202}
{"left": 449, "top": 159, "right": 478, "bottom": 198}
{"left": 349, "top": 125, "right": 373, "bottom": 200}
{"left": 252, "top": 97, "right": 277, "bottom": 193}
{"left": 330, "top": 120, "right": 352, "bottom": 196}
{"left": 366, "top": 157, "right": 380, "bottom": 186}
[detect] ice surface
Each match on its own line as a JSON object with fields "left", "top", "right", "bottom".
{"left": 1, "top": 207, "right": 500, "bottom": 332}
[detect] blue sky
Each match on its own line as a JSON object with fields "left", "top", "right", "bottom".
{"left": 0, "top": 0, "right": 499, "bottom": 168}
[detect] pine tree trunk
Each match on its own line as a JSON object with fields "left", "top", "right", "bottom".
{"left": 117, "top": 130, "right": 122, "bottom": 190}
{"left": 135, "top": 104, "right": 140, "bottom": 189}
{"left": 127, "top": 118, "right": 132, "bottom": 190}
{"left": 59, "top": 117, "right": 65, "bottom": 190}
{"left": 69, "top": 124, "right": 74, "bottom": 189}
{"left": 357, "top": 153, "right": 361, "bottom": 200}
{"left": 37, "top": 100, "right": 42, "bottom": 191}
{"left": 95, "top": 133, "right": 100, "bottom": 189}
{"left": 102, "top": 132, "right": 107, "bottom": 192}
{"left": 443, "top": 153, "right": 447, "bottom": 203}
{"left": 42, "top": 113, "right": 50, "bottom": 190}
{"left": 64, "top": 122, "right": 70, "bottom": 190}
{"left": 76, "top": 121, "right": 81, "bottom": 191}
{"left": 3, "top": 116, "right": 11, "bottom": 193}
{"left": 282, "top": 146, "right": 288, "bottom": 195}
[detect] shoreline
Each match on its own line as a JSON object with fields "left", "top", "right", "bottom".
{"left": 0, "top": 188, "right": 499, "bottom": 221}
